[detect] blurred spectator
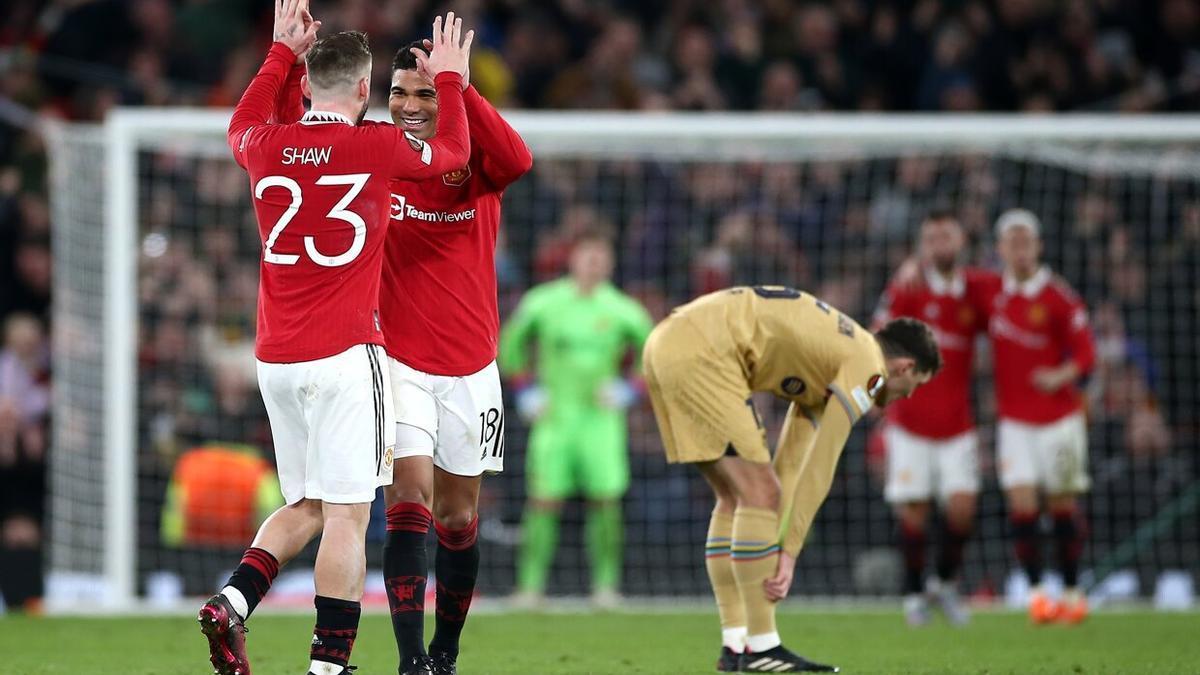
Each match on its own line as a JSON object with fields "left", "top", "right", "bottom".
{"left": 0, "top": 313, "right": 48, "bottom": 468}
{"left": 3, "top": 0, "right": 1195, "bottom": 123}
{"left": 0, "top": 312, "right": 48, "bottom": 612}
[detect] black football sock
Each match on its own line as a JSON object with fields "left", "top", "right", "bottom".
{"left": 429, "top": 516, "right": 479, "bottom": 658}
{"left": 310, "top": 595, "right": 361, "bottom": 669}
{"left": 898, "top": 521, "right": 927, "bottom": 594}
{"left": 384, "top": 501, "right": 432, "bottom": 663}
{"left": 222, "top": 547, "right": 279, "bottom": 620}
{"left": 1052, "top": 508, "right": 1085, "bottom": 588}
{"left": 936, "top": 521, "right": 971, "bottom": 582}
{"left": 1010, "top": 512, "right": 1043, "bottom": 586}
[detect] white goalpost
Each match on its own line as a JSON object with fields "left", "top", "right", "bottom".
{"left": 45, "top": 110, "right": 1200, "bottom": 611}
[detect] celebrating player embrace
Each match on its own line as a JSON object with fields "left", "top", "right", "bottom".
{"left": 272, "top": 10, "right": 525, "bottom": 674}
{"left": 198, "top": 4, "right": 473, "bottom": 675}
{"left": 643, "top": 286, "right": 941, "bottom": 673}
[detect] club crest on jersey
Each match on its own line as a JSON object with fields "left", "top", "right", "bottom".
{"left": 867, "top": 374, "right": 885, "bottom": 398}
{"left": 781, "top": 377, "right": 807, "bottom": 396}
{"left": 1028, "top": 303, "right": 1047, "bottom": 326}
{"left": 924, "top": 302, "right": 940, "bottom": 320}
{"left": 958, "top": 306, "right": 975, "bottom": 327}
{"left": 443, "top": 165, "right": 472, "bottom": 187}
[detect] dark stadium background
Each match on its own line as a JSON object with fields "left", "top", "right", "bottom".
{"left": 1, "top": 0, "right": 1198, "bottom": 610}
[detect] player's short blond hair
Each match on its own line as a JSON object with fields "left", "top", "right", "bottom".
{"left": 305, "top": 31, "right": 372, "bottom": 94}
{"left": 995, "top": 208, "right": 1041, "bottom": 238}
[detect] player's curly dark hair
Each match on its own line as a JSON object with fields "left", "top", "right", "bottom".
{"left": 393, "top": 40, "right": 429, "bottom": 72}
{"left": 876, "top": 317, "right": 943, "bottom": 375}
{"left": 305, "top": 30, "right": 372, "bottom": 92}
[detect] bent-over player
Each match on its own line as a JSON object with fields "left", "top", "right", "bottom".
{"left": 644, "top": 286, "right": 941, "bottom": 673}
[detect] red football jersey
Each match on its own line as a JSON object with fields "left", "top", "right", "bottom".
{"left": 382, "top": 85, "right": 533, "bottom": 376}
{"left": 982, "top": 267, "right": 1096, "bottom": 424}
{"left": 229, "top": 43, "right": 470, "bottom": 363}
{"left": 874, "top": 267, "right": 993, "bottom": 439}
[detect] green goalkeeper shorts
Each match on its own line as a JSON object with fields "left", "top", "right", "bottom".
{"left": 525, "top": 409, "right": 629, "bottom": 501}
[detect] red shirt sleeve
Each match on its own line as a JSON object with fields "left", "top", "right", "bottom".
{"left": 272, "top": 62, "right": 306, "bottom": 124}
{"left": 380, "top": 72, "right": 471, "bottom": 180}
{"left": 1058, "top": 286, "right": 1096, "bottom": 375}
{"left": 229, "top": 42, "right": 296, "bottom": 169}
{"left": 463, "top": 85, "right": 533, "bottom": 190}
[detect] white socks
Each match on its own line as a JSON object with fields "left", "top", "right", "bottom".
{"left": 722, "top": 626, "right": 748, "bottom": 652}
{"left": 308, "top": 660, "right": 345, "bottom": 675}
{"left": 746, "top": 631, "right": 782, "bottom": 653}
{"left": 220, "top": 586, "right": 250, "bottom": 621}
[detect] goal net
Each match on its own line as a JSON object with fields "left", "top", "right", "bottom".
{"left": 45, "top": 111, "right": 1200, "bottom": 609}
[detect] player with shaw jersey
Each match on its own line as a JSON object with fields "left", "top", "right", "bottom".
{"left": 873, "top": 209, "right": 993, "bottom": 626}
{"left": 197, "top": 5, "right": 473, "bottom": 675}
{"left": 987, "top": 209, "right": 1096, "bottom": 625}
{"left": 498, "top": 228, "right": 654, "bottom": 608}
{"left": 643, "top": 286, "right": 941, "bottom": 673}
{"left": 275, "top": 20, "right": 532, "bottom": 675}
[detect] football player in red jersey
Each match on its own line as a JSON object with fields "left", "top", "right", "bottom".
{"left": 275, "top": 26, "right": 533, "bottom": 675}
{"left": 873, "top": 210, "right": 992, "bottom": 626}
{"left": 197, "top": 6, "right": 474, "bottom": 675}
{"left": 987, "top": 209, "right": 1096, "bottom": 625}
{"left": 380, "top": 39, "right": 532, "bottom": 675}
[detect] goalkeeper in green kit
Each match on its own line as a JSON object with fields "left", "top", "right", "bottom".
{"left": 499, "top": 228, "right": 654, "bottom": 607}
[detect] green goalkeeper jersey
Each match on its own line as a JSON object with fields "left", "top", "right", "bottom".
{"left": 499, "top": 278, "right": 653, "bottom": 410}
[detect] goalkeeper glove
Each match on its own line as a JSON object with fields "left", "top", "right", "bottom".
{"left": 515, "top": 385, "right": 548, "bottom": 423}
{"left": 596, "top": 378, "right": 640, "bottom": 411}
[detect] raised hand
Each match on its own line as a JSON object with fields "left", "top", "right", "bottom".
{"left": 421, "top": 36, "right": 469, "bottom": 90}
{"left": 297, "top": 0, "right": 322, "bottom": 58}
{"left": 273, "top": 0, "right": 320, "bottom": 56}
{"left": 413, "top": 12, "right": 474, "bottom": 81}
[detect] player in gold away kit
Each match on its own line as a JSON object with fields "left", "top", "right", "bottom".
{"left": 643, "top": 286, "right": 942, "bottom": 673}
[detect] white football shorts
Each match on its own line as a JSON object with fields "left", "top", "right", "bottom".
{"left": 257, "top": 343, "right": 395, "bottom": 505}
{"left": 884, "top": 425, "right": 980, "bottom": 504}
{"left": 388, "top": 357, "right": 505, "bottom": 476}
{"left": 997, "top": 412, "right": 1090, "bottom": 494}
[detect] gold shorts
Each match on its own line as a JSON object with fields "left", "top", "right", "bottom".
{"left": 643, "top": 315, "right": 769, "bottom": 464}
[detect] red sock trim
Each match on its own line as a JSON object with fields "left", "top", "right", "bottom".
{"left": 387, "top": 502, "right": 433, "bottom": 533}
{"left": 1010, "top": 511, "right": 1040, "bottom": 526}
{"left": 242, "top": 547, "right": 280, "bottom": 581}
{"left": 1049, "top": 506, "right": 1078, "bottom": 520}
{"left": 435, "top": 515, "right": 479, "bottom": 551}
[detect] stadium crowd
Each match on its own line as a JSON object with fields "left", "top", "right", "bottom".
{"left": 0, "top": 0, "right": 1198, "bottom": 606}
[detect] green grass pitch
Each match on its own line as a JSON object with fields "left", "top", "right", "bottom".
{"left": 2, "top": 608, "right": 1196, "bottom": 674}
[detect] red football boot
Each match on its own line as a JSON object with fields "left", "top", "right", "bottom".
{"left": 198, "top": 594, "right": 252, "bottom": 675}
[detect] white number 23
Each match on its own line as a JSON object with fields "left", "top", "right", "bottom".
{"left": 255, "top": 173, "right": 370, "bottom": 267}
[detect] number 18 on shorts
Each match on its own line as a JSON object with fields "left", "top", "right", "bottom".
{"left": 389, "top": 358, "right": 505, "bottom": 477}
